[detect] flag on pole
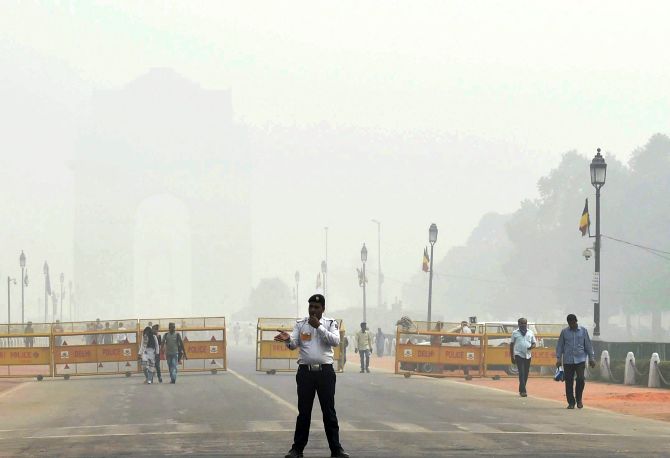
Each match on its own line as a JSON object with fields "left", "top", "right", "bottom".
{"left": 316, "top": 272, "right": 322, "bottom": 289}
{"left": 422, "top": 247, "right": 430, "bottom": 272}
{"left": 579, "top": 198, "right": 590, "bottom": 236}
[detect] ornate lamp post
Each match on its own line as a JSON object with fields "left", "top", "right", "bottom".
{"left": 590, "top": 149, "right": 607, "bottom": 336}
{"left": 294, "top": 271, "right": 300, "bottom": 318}
{"left": 20, "top": 251, "right": 26, "bottom": 324}
{"left": 361, "top": 243, "right": 368, "bottom": 322}
{"left": 427, "top": 223, "right": 438, "bottom": 323}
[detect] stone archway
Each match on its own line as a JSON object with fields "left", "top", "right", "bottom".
{"left": 72, "top": 68, "right": 251, "bottom": 320}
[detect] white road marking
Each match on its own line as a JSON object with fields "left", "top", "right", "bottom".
{"left": 0, "top": 382, "right": 28, "bottom": 399}
{"left": 382, "top": 422, "right": 431, "bottom": 433}
{"left": 228, "top": 368, "right": 297, "bottom": 413}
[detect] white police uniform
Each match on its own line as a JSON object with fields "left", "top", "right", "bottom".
{"left": 284, "top": 294, "right": 347, "bottom": 458}
{"left": 285, "top": 316, "right": 340, "bottom": 364}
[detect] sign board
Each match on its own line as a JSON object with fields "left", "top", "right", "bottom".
{"left": 591, "top": 272, "right": 600, "bottom": 302}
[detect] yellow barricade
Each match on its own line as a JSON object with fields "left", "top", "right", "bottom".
{"left": 256, "top": 318, "right": 346, "bottom": 374}
{"left": 53, "top": 319, "right": 140, "bottom": 378}
{"left": 395, "top": 321, "right": 563, "bottom": 378}
{"left": 394, "top": 321, "right": 485, "bottom": 378}
{"left": 479, "top": 323, "right": 562, "bottom": 377}
{"left": 0, "top": 323, "right": 52, "bottom": 380}
{"left": 140, "top": 317, "right": 227, "bottom": 374}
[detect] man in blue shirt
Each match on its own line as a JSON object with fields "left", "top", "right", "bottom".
{"left": 555, "top": 314, "right": 596, "bottom": 409}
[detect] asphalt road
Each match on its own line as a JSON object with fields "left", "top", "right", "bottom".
{"left": 0, "top": 344, "right": 669, "bottom": 457}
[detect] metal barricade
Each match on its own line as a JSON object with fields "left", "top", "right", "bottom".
{"left": 395, "top": 321, "right": 485, "bottom": 378}
{"left": 256, "top": 317, "right": 346, "bottom": 374}
{"left": 478, "top": 322, "right": 562, "bottom": 378}
{"left": 140, "top": 317, "right": 226, "bottom": 374}
{"left": 53, "top": 319, "right": 140, "bottom": 378}
{"left": 0, "top": 322, "right": 52, "bottom": 380}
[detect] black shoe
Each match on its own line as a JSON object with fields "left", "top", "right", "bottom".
{"left": 285, "top": 449, "right": 303, "bottom": 458}
{"left": 520, "top": 392, "right": 527, "bottom": 397}
{"left": 331, "top": 449, "right": 350, "bottom": 458}
{"left": 360, "top": 369, "right": 364, "bottom": 373}
{"left": 577, "top": 402, "right": 583, "bottom": 409}
{"left": 567, "top": 404, "right": 575, "bottom": 409}
{"left": 366, "top": 368, "right": 370, "bottom": 373}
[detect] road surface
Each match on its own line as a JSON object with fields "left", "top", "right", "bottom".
{"left": 0, "top": 345, "right": 668, "bottom": 457}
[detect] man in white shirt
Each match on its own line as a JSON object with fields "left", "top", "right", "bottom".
{"left": 510, "top": 317, "right": 537, "bottom": 397}
{"left": 274, "top": 294, "right": 349, "bottom": 458}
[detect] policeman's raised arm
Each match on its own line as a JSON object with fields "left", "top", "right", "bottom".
{"left": 286, "top": 321, "right": 301, "bottom": 350}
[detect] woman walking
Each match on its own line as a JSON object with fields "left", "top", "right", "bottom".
{"left": 138, "top": 326, "right": 159, "bottom": 384}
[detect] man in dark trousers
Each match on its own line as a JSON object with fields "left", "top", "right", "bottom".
{"left": 556, "top": 314, "right": 596, "bottom": 409}
{"left": 152, "top": 324, "right": 163, "bottom": 383}
{"left": 510, "top": 317, "right": 536, "bottom": 397}
{"left": 274, "top": 294, "right": 349, "bottom": 458}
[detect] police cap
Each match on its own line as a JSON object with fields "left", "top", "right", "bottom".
{"left": 308, "top": 294, "right": 325, "bottom": 307}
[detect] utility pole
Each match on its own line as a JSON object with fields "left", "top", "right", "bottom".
{"left": 372, "top": 220, "right": 382, "bottom": 309}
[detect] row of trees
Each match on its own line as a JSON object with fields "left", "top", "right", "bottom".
{"left": 403, "top": 134, "right": 670, "bottom": 341}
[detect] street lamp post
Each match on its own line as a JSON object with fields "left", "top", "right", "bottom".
{"left": 59, "top": 273, "right": 65, "bottom": 322}
{"left": 427, "top": 223, "right": 438, "bottom": 323}
{"left": 7, "top": 277, "right": 16, "bottom": 324}
{"left": 371, "top": 219, "right": 382, "bottom": 309}
{"left": 19, "top": 251, "right": 26, "bottom": 324}
{"left": 590, "top": 148, "right": 607, "bottom": 336}
{"left": 361, "top": 243, "right": 368, "bottom": 322}
{"left": 294, "top": 271, "right": 300, "bottom": 318}
{"left": 69, "top": 281, "right": 73, "bottom": 321}
{"left": 321, "top": 260, "right": 327, "bottom": 297}
{"left": 43, "top": 262, "right": 49, "bottom": 323}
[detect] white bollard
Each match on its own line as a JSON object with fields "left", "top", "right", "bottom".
{"left": 600, "top": 350, "right": 610, "bottom": 380}
{"left": 624, "top": 352, "right": 636, "bottom": 385}
{"left": 649, "top": 353, "right": 661, "bottom": 388}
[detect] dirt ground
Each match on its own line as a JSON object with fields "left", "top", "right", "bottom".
{"left": 368, "top": 356, "right": 670, "bottom": 422}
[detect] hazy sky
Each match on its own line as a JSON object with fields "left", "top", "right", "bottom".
{"left": 1, "top": 1, "right": 668, "bottom": 318}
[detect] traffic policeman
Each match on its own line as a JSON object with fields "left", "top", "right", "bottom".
{"left": 274, "top": 294, "right": 349, "bottom": 458}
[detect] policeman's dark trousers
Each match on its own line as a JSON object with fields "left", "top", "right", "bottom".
{"left": 292, "top": 365, "right": 341, "bottom": 453}
{"left": 514, "top": 356, "right": 531, "bottom": 393}
{"left": 359, "top": 350, "right": 370, "bottom": 370}
{"left": 563, "top": 362, "right": 586, "bottom": 405}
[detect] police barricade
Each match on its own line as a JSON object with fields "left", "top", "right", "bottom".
{"left": 395, "top": 321, "right": 485, "bottom": 378}
{"left": 53, "top": 319, "right": 139, "bottom": 379}
{"left": 478, "top": 322, "right": 562, "bottom": 378}
{"left": 139, "top": 317, "right": 226, "bottom": 374}
{"left": 0, "top": 322, "right": 52, "bottom": 380}
{"left": 256, "top": 318, "right": 346, "bottom": 374}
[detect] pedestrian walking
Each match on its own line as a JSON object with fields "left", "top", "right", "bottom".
{"left": 233, "top": 322, "right": 241, "bottom": 346}
{"left": 510, "top": 317, "right": 536, "bottom": 397}
{"left": 556, "top": 314, "right": 596, "bottom": 409}
{"left": 355, "top": 322, "right": 373, "bottom": 373}
{"left": 24, "top": 321, "right": 34, "bottom": 348}
{"left": 375, "top": 328, "right": 385, "bottom": 357}
{"left": 138, "top": 326, "right": 159, "bottom": 384}
{"left": 152, "top": 324, "right": 163, "bottom": 383}
{"left": 274, "top": 294, "right": 349, "bottom": 458}
{"left": 162, "top": 322, "right": 187, "bottom": 384}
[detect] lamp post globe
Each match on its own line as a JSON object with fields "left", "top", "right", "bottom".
{"left": 361, "top": 244, "right": 368, "bottom": 263}
{"left": 590, "top": 148, "right": 607, "bottom": 188}
{"left": 20, "top": 251, "right": 26, "bottom": 269}
{"left": 429, "top": 223, "right": 438, "bottom": 245}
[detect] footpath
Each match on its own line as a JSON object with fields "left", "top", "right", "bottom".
{"left": 368, "top": 356, "right": 670, "bottom": 422}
